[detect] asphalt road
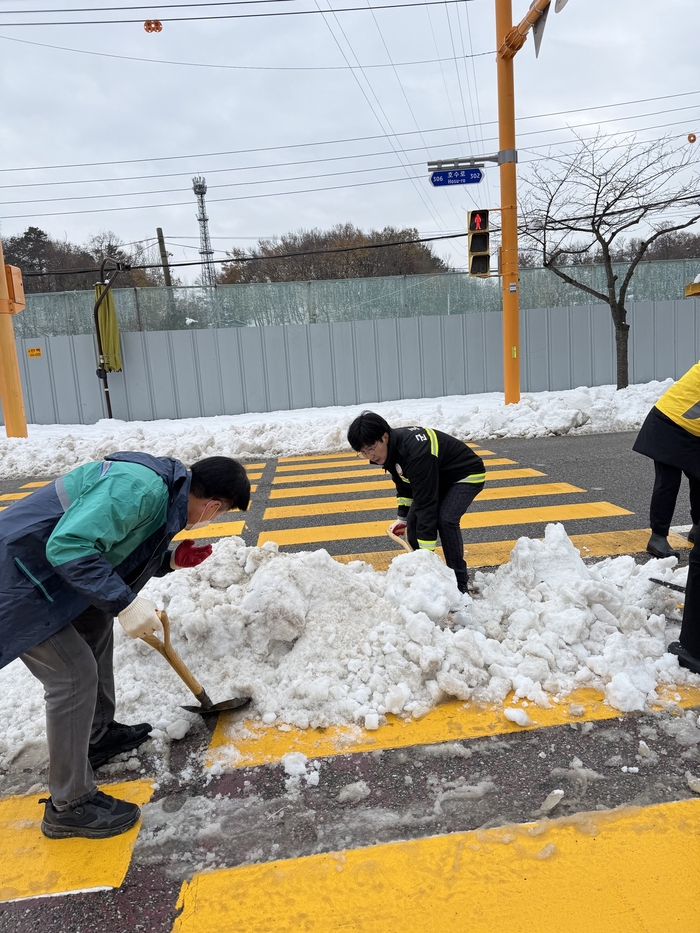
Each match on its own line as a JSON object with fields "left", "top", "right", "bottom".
{"left": 0, "top": 431, "right": 698, "bottom": 931}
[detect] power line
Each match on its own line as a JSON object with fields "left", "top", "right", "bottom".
{"left": 2, "top": 89, "right": 697, "bottom": 175}
{"left": 0, "top": 31, "right": 494, "bottom": 71}
{"left": 0, "top": 0, "right": 485, "bottom": 25}
{"left": 2, "top": 108, "right": 697, "bottom": 205}
{"left": 21, "top": 229, "right": 471, "bottom": 276}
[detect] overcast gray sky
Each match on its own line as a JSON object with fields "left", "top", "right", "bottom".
{"left": 0, "top": 0, "right": 697, "bottom": 282}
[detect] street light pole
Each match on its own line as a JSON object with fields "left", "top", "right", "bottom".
{"left": 496, "top": 0, "right": 520, "bottom": 405}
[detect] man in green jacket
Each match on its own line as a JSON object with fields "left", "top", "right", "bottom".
{"left": 347, "top": 411, "right": 485, "bottom": 593}
{"left": 0, "top": 452, "right": 249, "bottom": 839}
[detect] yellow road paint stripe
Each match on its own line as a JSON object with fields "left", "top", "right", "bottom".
{"left": 273, "top": 468, "right": 386, "bottom": 484}
{"left": 244, "top": 463, "right": 266, "bottom": 470}
{"left": 256, "top": 502, "right": 632, "bottom": 546}
{"left": 172, "top": 797, "right": 700, "bottom": 933}
{"left": 269, "top": 469, "right": 545, "bottom": 497}
{"left": 279, "top": 452, "right": 359, "bottom": 462}
{"left": 275, "top": 460, "right": 368, "bottom": 473}
{"left": 271, "top": 479, "right": 394, "bottom": 498}
{"left": 485, "top": 467, "right": 545, "bottom": 479}
{"left": 19, "top": 482, "right": 50, "bottom": 488}
{"left": 174, "top": 520, "right": 245, "bottom": 541}
{"left": 263, "top": 484, "right": 586, "bottom": 520}
{"left": 208, "top": 684, "right": 700, "bottom": 771}
{"left": 272, "top": 462, "right": 527, "bottom": 485}
{"left": 246, "top": 473, "right": 262, "bottom": 481}
{"left": 479, "top": 457, "right": 516, "bottom": 466}
{"left": 0, "top": 780, "right": 153, "bottom": 904}
{"left": 0, "top": 492, "right": 31, "bottom": 500}
{"left": 335, "top": 528, "right": 692, "bottom": 572}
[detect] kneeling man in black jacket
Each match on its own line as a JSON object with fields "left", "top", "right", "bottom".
{"left": 347, "top": 411, "right": 485, "bottom": 593}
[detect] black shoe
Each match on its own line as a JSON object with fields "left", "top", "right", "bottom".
{"left": 668, "top": 641, "right": 700, "bottom": 675}
{"left": 88, "top": 720, "right": 153, "bottom": 769}
{"left": 39, "top": 790, "right": 141, "bottom": 840}
{"left": 689, "top": 525, "right": 698, "bottom": 544}
{"left": 646, "top": 533, "right": 681, "bottom": 560}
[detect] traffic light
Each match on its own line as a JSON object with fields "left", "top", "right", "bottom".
{"left": 468, "top": 209, "right": 490, "bottom": 277}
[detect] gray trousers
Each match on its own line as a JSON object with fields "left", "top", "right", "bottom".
{"left": 20, "top": 606, "right": 115, "bottom": 809}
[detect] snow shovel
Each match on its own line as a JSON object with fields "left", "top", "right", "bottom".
{"left": 140, "top": 610, "right": 251, "bottom": 715}
{"left": 649, "top": 577, "right": 686, "bottom": 594}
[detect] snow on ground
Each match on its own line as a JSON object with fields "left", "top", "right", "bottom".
{"left": 0, "top": 377, "right": 694, "bottom": 783}
{"left": 0, "top": 379, "right": 671, "bottom": 477}
{"left": 0, "top": 524, "right": 695, "bottom": 781}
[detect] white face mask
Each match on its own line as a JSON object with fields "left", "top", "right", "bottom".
{"left": 184, "top": 500, "right": 218, "bottom": 531}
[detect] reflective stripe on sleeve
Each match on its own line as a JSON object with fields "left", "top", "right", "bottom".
{"left": 458, "top": 473, "right": 486, "bottom": 484}
{"left": 397, "top": 497, "right": 413, "bottom": 507}
{"left": 417, "top": 539, "right": 437, "bottom": 550}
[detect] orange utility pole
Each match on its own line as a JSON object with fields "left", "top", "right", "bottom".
{"left": 496, "top": 0, "right": 554, "bottom": 404}
{"left": 0, "top": 238, "right": 28, "bottom": 437}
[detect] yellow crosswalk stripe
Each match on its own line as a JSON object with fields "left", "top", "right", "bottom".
{"left": 19, "top": 482, "right": 50, "bottom": 488}
{"left": 263, "top": 483, "right": 585, "bottom": 520}
{"left": 273, "top": 468, "right": 390, "bottom": 484}
{"left": 256, "top": 501, "right": 632, "bottom": 546}
{"left": 245, "top": 463, "right": 266, "bottom": 470}
{"left": 0, "top": 492, "right": 31, "bottom": 500}
{"left": 208, "top": 684, "right": 700, "bottom": 770}
{"left": 171, "top": 797, "right": 700, "bottom": 933}
{"left": 0, "top": 780, "right": 153, "bottom": 903}
{"left": 174, "top": 520, "right": 245, "bottom": 541}
{"left": 272, "top": 460, "right": 521, "bottom": 485}
{"left": 275, "top": 460, "right": 370, "bottom": 473}
{"left": 334, "top": 528, "right": 692, "bottom": 571}
{"left": 279, "top": 452, "right": 360, "bottom": 462}
{"left": 269, "top": 470, "right": 546, "bottom": 498}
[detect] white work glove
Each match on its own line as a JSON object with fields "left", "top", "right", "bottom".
{"left": 117, "top": 596, "right": 163, "bottom": 639}
{"left": 388, "top": 519, "right": 407, "bottom": 538}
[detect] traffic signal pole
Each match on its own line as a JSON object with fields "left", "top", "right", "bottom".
{"left": 495, "top": 0, "right": 553, "bottom": 404}
{"left": 496, "top": 0, "right": 520, "bottom": 404}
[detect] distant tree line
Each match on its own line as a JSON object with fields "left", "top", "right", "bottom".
{"left": 219, "top": 224, "right": 451, "bottom": 283}
{"left": 3, "top": 219, "right": 700, "bottom": 295}
{"left": 1, "top": 227, "right": 165, "bottom": 293}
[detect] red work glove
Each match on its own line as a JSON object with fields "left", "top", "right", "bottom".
{"left": 171, "top": 539, "right": 213, "bottom": 569}
{"left": 388, "top": 520, "right": 407, "bottom": 538}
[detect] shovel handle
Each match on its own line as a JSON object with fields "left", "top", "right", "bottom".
{"left": 386, "top": 527, "right": 413, "bottom": 553}
{"left": 140, "top": 610, "right": 206, "bottom": 699}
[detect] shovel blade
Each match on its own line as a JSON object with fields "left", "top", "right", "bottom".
{"left": 181, "top": 696, "right": 252, "bottom": 715}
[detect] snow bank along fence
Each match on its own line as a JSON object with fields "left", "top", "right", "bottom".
{"left": 4, "top": 297, "right": 700, "bottom": 425}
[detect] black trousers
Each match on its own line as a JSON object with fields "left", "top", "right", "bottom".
{"left": 650, "top": 461, "right": 700, "bottom": 537}
{"left": 681, "top": 538, "right": 700, "bottom": 657}
{"left": 406, "top": 482, "right": 484, "bottom": 588}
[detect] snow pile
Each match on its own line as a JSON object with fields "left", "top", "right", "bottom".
{"left": 0, "top": 380, "right": 671, "bottom": 478}
{"left": 0, "top": 523, "right": 693, "bottom": 778}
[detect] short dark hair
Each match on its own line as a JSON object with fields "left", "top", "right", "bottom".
{"left": 190, "top": 456, "right": 250, "bottom": 511}
{"left": 347, "top": 411, "right": 391, "bottom": 451}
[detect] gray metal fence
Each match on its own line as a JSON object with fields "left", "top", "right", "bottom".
{"left": 5, "top": 298, "right": 699, "bottom": 426}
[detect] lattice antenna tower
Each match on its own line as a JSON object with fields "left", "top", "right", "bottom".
{"left": 192, "top": 176, "right": 217, "bottom": 287}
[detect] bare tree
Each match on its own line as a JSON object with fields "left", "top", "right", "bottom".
{"left": 520, "top": 133, "right": 700, "bottom": 388}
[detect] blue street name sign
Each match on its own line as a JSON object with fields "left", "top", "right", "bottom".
{"left": 429, "top": 168, "right": 483, "bottom": 187}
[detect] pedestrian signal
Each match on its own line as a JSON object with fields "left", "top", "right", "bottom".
{"left": 468, "top": 210, "right": 490, "bottom": 277}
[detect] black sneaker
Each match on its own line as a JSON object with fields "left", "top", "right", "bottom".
{"left": 668, "top": 641, "right": 700, "bottom": 676}
{"left": 88, "top": 720, "right": 153, "bottom": 769}
{"left": 39, "top": 790, "right": 141, "bottom": 840}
